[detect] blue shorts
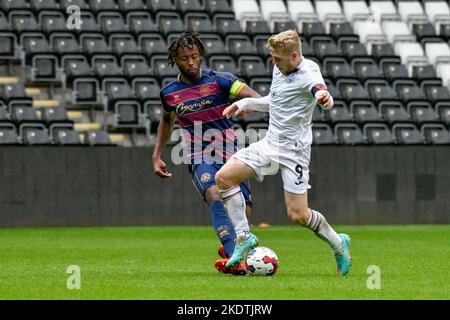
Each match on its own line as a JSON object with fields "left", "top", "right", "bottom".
{"left": 189, "top": 163, "right": 252, "bottom": 207}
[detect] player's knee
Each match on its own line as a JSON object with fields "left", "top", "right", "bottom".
{"left": 215, "top": 170, "right": 231, "bottom": 189}
{"left": 287, "top": 207, "right": 309, "bottom": 225}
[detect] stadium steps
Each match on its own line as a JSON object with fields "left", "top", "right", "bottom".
{"left": 32, "top": 99, "right": 60, "bottom": 108}
{"left": 74, "top": 123, "right": 102, "bottom": 131}
{"left": 0, "top": 77, "right": 18, "bottom": 84}
{"left": 25, "top": 87, "right": 42, "bottom": 96}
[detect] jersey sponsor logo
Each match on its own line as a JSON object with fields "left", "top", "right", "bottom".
{"left": 200, "top": 172, "right": 212, "bottom": 183}
{"left": 176, "top": 99, "right": 214, "bottom": 115}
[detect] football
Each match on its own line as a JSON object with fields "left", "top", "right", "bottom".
{"left": 245, "top": 247, "right": 279, "bottom": 276}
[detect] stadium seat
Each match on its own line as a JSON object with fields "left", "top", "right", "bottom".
{"left": 412, "top": 23, "right": 439, "bottom": 43}
{"left": 42, "top": 107, "right": 73, "bottom": 127}
{"left": 329, "top": 22, "right": 359, "bottom": 44}
{"left": 379, "top": 101, "right": 412, "bottom": 124}
{"left": 60, "top": 0, "right": 89, "bottom": 11}
{"left": 31, "top": 55, "right": 59, "bottom": 81}
{"left": 99, "top": 12, "right": 129, "bottom": 35}
{"left": 1, "top": 0, "right": 29, "bottom": 12}
{"left": 412, "top": 65, "right": 443, "bottom": 88}
{"left": 287, "top": 0, "right": 318, "bottom": 29}
{"left": 175, "top": 0, "right": 204, "bottom": 15}
{"left": 216, "top": 17, "right": 243, "bottom": 38}
{"left": 122, "top": 56, "right": 152, "bottom": 80}
{"left": 369, "top": 0, "right": 400, "bottom": 23}
{"left": 118, "top": 0, "right": 145, "bottom": 12}
{"left": 398, "top": 0, "right": 428, "bottom": 28}
{"left": 186, "top": 13, "right": 215, "bottom": 34}
{"left": 209, "top": 55, "right": 239, "bottom": 75}
{"left": 233, "top": 0, "right": 263, "bottom": 30}
{"left": 64, "top": 55, "right": 94, "bottom": 83}
{"left": 260, "top": 0, "right": 291, "bottom": 30}
{"left": 312, "top": 123, "right": 336, "bottom": 145}
{"left": 337, "top": 79, "right": 371, "bottom": 103}
{"left": 392, "top": 123, "right": 425, "bottom": 144}
{"left": 325, "top": 59, "right": 357, "bottom": 81}
{"left": 425, "top": 42, "right": 450, "bottom": 69}
{"left": 342, "top": 0, "right": 370, "bottom": 24}
{"left": 139, "top": 33, "right": 166, "bottom": 58}
{"left": 114, "top": 101, "right": 145, "bottom": 128}
{"left": 51, "top": 33, "right": 82, "bottom": 57}
{"left": 408, "top": 102, "right": 440, "bottom": 124}
{"left": 425, "top": 85, "right": 450, "bottom": 104}
{"left": 132, "top": 78, "right": 161, "bottom": 103}
{"left": 81, "top": 34, "right": 111, "bottom": 57}
{"left": 158, "top": 12, "right": 185, "bottom": 37}
{"left": 225, "top": 35, "right": 257, "bottom": 59}
{"left": 363, "top": 123, "right": 396, "bottom": 145}
{"left": 421, "top": 123, "right": 450, "bottom": 144}
{"left": 128, "top": 12, "right": 159, "bottom": 35}
{"left": 204, "top": 0, "right": 234, "bottom": 17}
{"left": 198, "top": 34, "right": 227, "bottom": 58}
{"left": 110, "top": 34, "right": 141, "bottom": 58}
{"left": 11, "top": 11, "right": 41, "bottom": 34}
{"left": 327, "top": 101, "right": 354, "bottom": 123}
{"left": 41, "top": 12, "right": 69, "bottom": 36}
{"left": 0, "top": 123, "right": 21, "bottom": 145}
{"left": 424, "top": 1, "right": 450, "bottom": 30}
{"left": 301, "top": 22, "right": 327, "bottom": 41}
{"left": 334, "top": 123, "right": 367, "bottom": 145}
{"left": 53, "top": 128, "right": 83, "bottom": 145}
{"left": 394, "top": 42, "right": 428, "bottom": 75}
{"left": 383, "top": 63, "right": 409, "bottom": 82}
{"left": 249, "top": 78, "right": 271, "bottom": 97}
{"left": 77, "top": 12, "right": 100, "bottom": 33}
{"left": 246, "top": 20, "right": 271, "bottom": 38}
{"left": 92, "top": 55, "right": 123, "bottom": 81}
{"left": 21, "top": 125, "right": 52, "bottom": 145}
{"left": 150, "top": 55, "right": 179, "bottom": 80}
{"left": 435, "top": 103, "right": 450, "bottom": 125}
{"left": 350, "top": 101, "right": 383, "bottom": 124}
{"left": 238, "top": 56, "right": 270, "bottom": 81}
{"left": 314, "top": 0, "right": 346, "bottom": 32}
{"left": 273, "top": 21, "right": 298, "bottom": 34}
{"left": 147, "top": 0, "right": 174, "bottom": 15}
{"left": 89, "top": 0, "right": 118, "bottom": 12}
{"left": 371, "top": 43, "right": 401, "bottom": 67}
{"left": 84, "top": 131, "right": 114, "bottom": 146}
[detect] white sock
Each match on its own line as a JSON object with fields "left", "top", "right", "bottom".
{"left": 220, "top": 185, "right": 250, "bottom": 239}
{"left": 306, "top": 209, "right": 342, "bottom": 254}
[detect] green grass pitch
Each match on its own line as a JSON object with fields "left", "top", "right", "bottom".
{"left": 0, "top": 225, "right": 448, "bottom": 300}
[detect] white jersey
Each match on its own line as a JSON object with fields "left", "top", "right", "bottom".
{"left": 266, "top": 58, "right": 325, "bottom": 151}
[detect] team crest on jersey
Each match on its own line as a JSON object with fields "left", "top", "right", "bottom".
{"left": 201, "top": 173, "right": 212, "bottom": 183}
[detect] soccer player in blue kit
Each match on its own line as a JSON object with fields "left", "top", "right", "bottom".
{"left": 151, "top": 33, "right": 261, "bottom": 275}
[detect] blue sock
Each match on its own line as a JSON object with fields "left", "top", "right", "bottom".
{"left": 210, "top": 200, "right": 236, "bottom": 258}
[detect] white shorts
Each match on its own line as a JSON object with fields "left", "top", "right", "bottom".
{"left": 232, "top": 137, "right": 311, "bottom": 194}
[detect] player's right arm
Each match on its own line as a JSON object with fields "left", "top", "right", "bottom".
{"left": 223, "top": 95, "right": 271, "bottom": 118}
{"left": 152, "top": 108, "right": 175, "bottom": 178}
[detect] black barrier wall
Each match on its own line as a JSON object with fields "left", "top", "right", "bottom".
{"left": 0, "top": 147, "right": 448, "bottom": 227}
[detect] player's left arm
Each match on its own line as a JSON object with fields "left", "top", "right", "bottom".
{"left": 312, "top": 84, "right": 334, "bottom": 110}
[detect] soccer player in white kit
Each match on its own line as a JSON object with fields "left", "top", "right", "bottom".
{"left": 214, "top": 30, "right": 351, "bottom": 276}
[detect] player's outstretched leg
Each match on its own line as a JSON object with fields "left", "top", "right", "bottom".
{"left": 285, "top": 191, "right": 351, "bottom": 276}
{"left": 335, "top": 233, "right": 351, "bottom": 276}
{"left": 214, "top": 258, "right": 247, "bottom": 276}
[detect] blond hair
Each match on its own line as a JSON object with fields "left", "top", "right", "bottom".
{"left": 268, "top": 30, "right": 301, "bottom": 55}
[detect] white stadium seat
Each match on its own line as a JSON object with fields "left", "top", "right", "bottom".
{"left": 424, "top": 1, "right": 450, "bottom": 29}
{"left": 425, "top": 42, "right": 450, "bottom": 68}
{"left": 342, "top": 0, "right": 370, "bottom": 25}
{"left": 369, "top": 1, "right": 400, "bottom": 24}
{"left": 233, "top": 0, "right": 263, "bottom": 29}
{"left": 259, "top": 0, "right": 291, "bottom": 29}
{"left": 398, "top": 1, "right": 428, "bottom": 28}
{"left": 353, "top": 20, "right": 388, "bottom": 53}
{"left": 382, "top": 21, "right": 416, "bottom": 46}
{"left": 314, "top": 0, "right": 346, "bottom": 32}
{"left": 436, "top": 63, "right": 450, "bottom": 88}
{"left": 287, "top": 0, "right": 319, "bottom": 28}
{"left": 394, "top": 42, "right": 429, "bottom": 75}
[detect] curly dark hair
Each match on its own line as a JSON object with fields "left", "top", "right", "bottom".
{"left": 167, "top": 32, "right": 207, "bottom": 67}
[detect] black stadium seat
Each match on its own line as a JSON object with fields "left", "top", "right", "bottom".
{"left": 392, "top": 123, "right": 425, "bottom": 145}
{"left": 363, "top": 123, "right": 396, "bottom": 145}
